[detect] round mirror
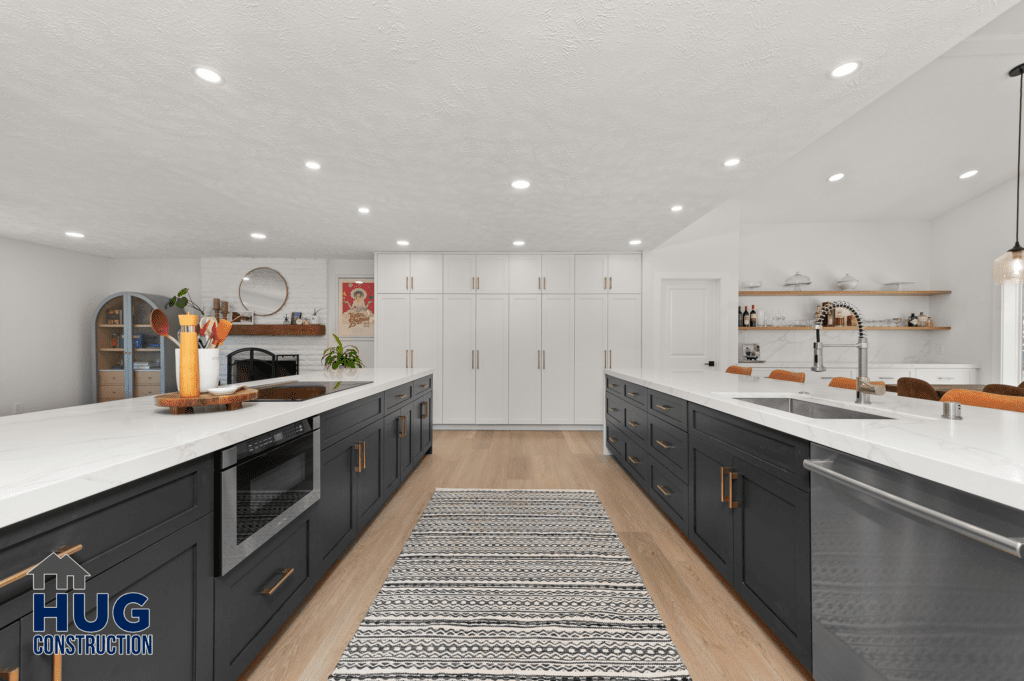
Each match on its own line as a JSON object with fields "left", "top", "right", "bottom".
{"left": 238, "top": 268, "right": 289, "bottom": 318}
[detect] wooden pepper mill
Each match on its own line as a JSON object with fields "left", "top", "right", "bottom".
{"left": 178, "top": 314, "right": 200, "bottom": 398}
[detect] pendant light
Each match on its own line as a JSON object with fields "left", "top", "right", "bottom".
{"left": 994, "top": 64, "right": 1024, "bottom": 284}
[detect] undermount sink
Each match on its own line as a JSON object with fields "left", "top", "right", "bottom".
{"left": 736, "top": 397, "right": 893, "bottom": 420}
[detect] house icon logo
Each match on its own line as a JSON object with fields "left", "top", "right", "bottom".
{"left": 27, "top": 551, "right": 90, "bottom": 591}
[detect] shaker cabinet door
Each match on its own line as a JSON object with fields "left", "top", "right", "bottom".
{"left": 375, "top": 294, "right": 411, "bottom": 369}
{"left": 509, "top": 294, "right": 543, "bottom": 424}
{"left": 508, "top": 254, "right": 543, "bottom": 293}
{"left": 409, "top": 254, "right": 443, "bottom": 293}
{"left": 689, "top": 437, "right": 735, "bottom": 578}
{"left": 377, "top": 254, "right": 411, "bottom": 293}
{"left": 573, "top": 295, "right": 607, "bottom": 424}
{"left": 441, "top": 295, "right": 476, "bottom": 424}
{"left": 354, "top": 421, "right": 386, "bottom": 531}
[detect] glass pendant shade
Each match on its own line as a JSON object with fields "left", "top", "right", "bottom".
{"left": 994, "top": 244, "right": 1024, "bottom": 284}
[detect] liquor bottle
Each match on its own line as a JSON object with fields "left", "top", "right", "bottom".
{"left": 738, "top": 306, "right": 743, "bottom": 327}
{"left": 743, "top": 306, "right": 750, "bottom": 327}
{"left": 750, "top": 305, "right": 757, "bottom": 327}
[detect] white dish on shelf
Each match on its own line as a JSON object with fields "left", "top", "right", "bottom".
{"left": 208, "top": 384, "right": 246, "bottom": 396}
{"left": 836, "top": 274, "right": 859, "bottom": 291}
{"left": 783, "top": 272, "right": 811, "bottom": 290}
{"left": 741, "top": 281, "right": 762, "bottom": 289}
{"left": 884, "top": 281, "right": 916, "bottom": 291}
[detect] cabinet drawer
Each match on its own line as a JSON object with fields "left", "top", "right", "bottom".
{"left": 135, "top": 385, "right": 161, "bottom": 397}
{"left": 647, "top": 414, "right": 688, "bottom": 483}
{"left": 870, "top": 368, "right": 914, "bottom": 383}
{"left": 134, "top": 371, "right": 162, "bottom": 385}
{"left": 413, "top": 374, "right": 433, "bottom": 396}
{"left": 385, "top": 383, "right": 415, "bottom": 413}
{"left": 606, "top": 374, "right": 626, "bottom": 395}
{"left": 97, "top": 385, "right": 124, "bottom": 401}
{"left": 606, "top": 393, "right": 627, "bottom": 427}
{"left": 606, "top": 425, "right": 627, "bottom": 462}
{"left": 622, "top": 439, "right": 651, "bottom": 488}
{"left": 321, "top": 393, "right": 384, "bottom": 446}
{"left": 622, "top": 401, "right": 648, "bottom": 444}
{"left": 650, "top": 462, "right": 688, "bottom": 531}
{"left": 914, "top": 368, "right": 975, "bottom": 384}
{"left": 215, "top": 513, "right": 312, "bottom": 677}
{"left": 622, "top": 381, "right": 648, "bottom": 407}
{"left": 98, "top": 371, "right": 124, "bottom": 385}
{"left": 648, "top": 390, "right": 687, "bottom": 429}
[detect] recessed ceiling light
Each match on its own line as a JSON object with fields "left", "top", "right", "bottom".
{"left": 830, "top": 62, "right": 859, "bottom": 78}
{"left": 723, "top": 158, "right": 740, "bottom": 167}
{"left": 193, "top": 67, "right": 223, "bottom": 84}
{"left": 512, "top": 240, "right": 525, "bottom": 246}
{"left": 511, "top": 179, "right": 530, "bottom": 189}
{"left": 65, "top": 232, "right": 84, "bottom": 238}
{"left": 397, "top": 240, "right": 410, "bottom": 246}
{"left": 629, "top": 240, "right": 642, "bottom": 246}
{"left": 251, "top": 233, "right": 266, "bottom": 239}
{"left": 358, "top": 207, "right": 370, "bottom": 214}
{"left": 305, "top": 161, "right": 321, "bottom": 170}
{"left": 828, "top": 173, "right": 845, "bottom": 182}
{"left": 671, "top": 205, "right": 683, "bottom": 212}
{"left": 959, "top": 169, "right": 978, "bottom": 179}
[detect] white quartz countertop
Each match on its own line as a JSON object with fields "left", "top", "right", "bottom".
{"left": 607, "top": 368, "right": 1024, "bottom": 511}
{"left": 0, "top": 368, "right": 432, "bottom": 530}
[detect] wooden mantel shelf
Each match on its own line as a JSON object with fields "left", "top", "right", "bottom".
{"left": 738, "top": 326, "right": 951, "bottom": 331}
{"left": 739, "top": 290, "right": 951, "bottom": 297}
{"left": 230, "top": 324, "right": 326, "bottom": 336}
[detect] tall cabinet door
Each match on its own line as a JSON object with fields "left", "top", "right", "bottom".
{"left": 376, "top": 294, "right": 411, "bottom": 368}
{"left": 475, "top": 295, "right": 509, "bottom": 424}
{"left": 541, "top": 295, "right": 575, "bottom": 424}
{"left": 607, "top": 254, "right": 642, "bottom": 293}
{"left": 354, "top": 420, "right": 386, "bottom": 531}
{"left": 377, "top": 254, "right": 411, "bottom": 293}
{"left": 542, "top": 254, "right": 574, "bottom": 293}
{"left": 444, "top": 254, "right": 477, "bottom": 293}
{"left": 509, "top": 294, "right": 543, "bottom": 424}
{"left": 573, "top": 294, "right": 608, "bottom": 424}
{"left": 509, "top": 255, "right": 543, "bottom": 293}
{"left": 476, "top": 255, "right": 509, "bottom": 293}
{"left": 410, "top": 254, "right": 443, "bottom": 293}
{"left": 442, "top": 294, "right": 476, "bottom": 424}
{"left": 574, "top": 255, "right": 608, "bottom": 294}
{"left": 689, "top": 436, "right": 735, "bottom": 578}
{"left": 607, "top": 294, "right": 642, "bottom": 371}
{"left": 410, "top": 293, "right": 443, "bottom": 423}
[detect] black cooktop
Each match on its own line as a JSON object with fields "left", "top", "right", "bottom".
{"left": 253, "top": 380, "right": 373, "bottom": 402}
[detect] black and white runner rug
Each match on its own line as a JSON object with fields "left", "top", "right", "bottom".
{"left": 329, "top": 488, "right": 691, "bottom": 680}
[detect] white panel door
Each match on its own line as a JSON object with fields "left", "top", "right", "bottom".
{"left": 410, "top": 293, "right": 444, "bottom": 423}
{"left": 574, "top": 255, "right": 608, "bottom": 294}
{"left": 476, "top": 255, "right": 509, "bottom": 293}
{"left": 375, "top": 294, "right": 411, "bottom": 368}
{"left": 475, "top": 295, "right": 509, "bottom": 424}
{"left": 660, "top": 279, "right": 718, "bottom": 371}
{"left": 442, "top": 294, "right": 476, "bottom": 424}
{"left": 542, "top": 295, "right": 575, "bottom": 424}
{"left": 508, "top": 294, "right": 542, "bottom": 424}
{"left": 410, "top": 254, "right": 443, "bottom": 293}
{"left": 542, "top": 254, "right": 574, "bottom": 293}
{"left": 509, "top": 255, "right": 543, "bottom": 293}
{"left": 444, "top": 254, "right": 477, "bottom": 293}
{"left": 607, "top": 294, "right": 642, "bottom": 371}
{"left": 573, "top": 294, "right": 608, "bottom": 424}
{"left": 376, "top": 254, "right": 410, "bottom": 293}
{"left": 608, "top": 254, "right": 642, "bottom": 294}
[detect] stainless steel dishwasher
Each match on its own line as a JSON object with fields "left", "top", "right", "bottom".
{"left": 805, "top": 445, "right": 1024, "bottom": 681}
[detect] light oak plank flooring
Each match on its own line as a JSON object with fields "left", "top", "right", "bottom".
{"left": 240, "top": 430, "right": 812, "bottom": 681}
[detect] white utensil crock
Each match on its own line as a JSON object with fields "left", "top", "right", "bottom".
{"left": 175, "top": 347, "right": 220, "bottom": 393}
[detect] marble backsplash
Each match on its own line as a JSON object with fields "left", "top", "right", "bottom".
{"left": 739, "top": 328, "right": 935, "bottom": 365}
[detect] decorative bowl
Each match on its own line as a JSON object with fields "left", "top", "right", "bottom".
{"left": 837, "top": 274, "right": 859, "bottom": 291}
{"left": 783, "top": 272, "right": 811, "bottom": 291}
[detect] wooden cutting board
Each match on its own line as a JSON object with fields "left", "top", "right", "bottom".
{"left": 154, "top": 388, "right": 258, "bottom": 415}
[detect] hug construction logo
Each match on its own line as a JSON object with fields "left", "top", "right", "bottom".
{"left": 29, "top": 551, "right": 154, "bottom": 657}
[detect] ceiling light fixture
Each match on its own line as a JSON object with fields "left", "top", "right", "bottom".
{"left": 65, "top": 232, "right": 84, "bottom": 238}
{"left": 671, "top": 205, "right": 683, "bottom": 212}
{"left": 251, "top": 233, "right": 266, "bottom": 239}
{"left": 830, "top": 62, "right": 859, "bottom": 78}
{"left": 511, "top": 180, "right": 530, "bottom": 189}
{"left": 959, "top": 169, "right": 978, "bottom": 179}
{"left": 513, "top": 240, "right": 525, "bottom": 246}
{"left": 629, "top": 240, "right": 642, "bottom": 246}
{"left": 828, "top": 173, "right": 845, "bottom": 182}
{"left": 397, "top": 240, "right": 410, "bottom": 246}
{"left": 995, "top": 64, "right": 1024, "bottom": 284}
{"left": 723, "top": 158, "right": 740, "bottom": 167}
{"left": 193, "top": 67, "right": 223, "bottom": 84}
{"left": 305, "top": 161, "right": 321, "bottom": 170}
{"left": 358, "top": 207, "right": 370, "bottom": 214}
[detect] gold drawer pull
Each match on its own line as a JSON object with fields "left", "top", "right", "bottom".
{"left": 655, "top": 404, "right": 672, "bottom": 410}
{"left": 262, "top": 567, "right": 295, "bottom": 596}
{"left": 608, "top": 437, "right": 618, "bottom": 444}
{"left": 354, "top": 442, "right": 365, "bottom": 472}
{"left": 608, "top": 383, "right": 618, "bottom": 388}
{"left": 627, "top": 392, "right": 639, "bottom": 397}
{"left": 0, "top": 667, "right": 20, "bottom": 681}
{"left": 627, "top": 421, "right": 640, "bottom": 427}
{"left": 422, "top": 401, "right": 429, "bottom": 418}
{"left": 0, "top": 544, "right": 83, "bottom": 591}
{"left": 728, "top": 471, "right": 739, "bottom": 509}
{"left": 656, "top": 440, "right": 673, "bottom": 449}
{"left": 395, "top": 393, "right": 408, "bottom": 399}
{"left": 720, "top": 467, "right": 730, "bottom": 503}
{"left": 420, "top": 383, "right": 429, "bottom": 388}
{"left": 627, "top": 456, "right": 641, "bottom": 464}
{"left": 399, "top": 415, "right": 407, "bottom": 438}
{"left": 608, "top": 407, "right": 618, "bottom": 412}
{"left": 656, "top": 484, "right": 672, "bottom": 496}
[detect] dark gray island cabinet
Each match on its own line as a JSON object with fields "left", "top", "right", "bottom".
{"left": 605, "top": 374, "right": 812, "bottom": 669}
{"left": 0, "top": 377, "right": 433, "bottom": 681}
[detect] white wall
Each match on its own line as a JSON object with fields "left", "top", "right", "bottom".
{"left": 0, "top": 237, "right": 110, "bottom": 414}
{"left": 107, "top": 259, "right": 201, "bottom": 301}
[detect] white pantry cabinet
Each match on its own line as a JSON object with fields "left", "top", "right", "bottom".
{"left": 607, "top": 294, "right": 641, "bottom": 371}
{"left": 475, "top": 295, "right": 509, "bottom": 423}
{"left": 409, "top": 293, "right": 444, "bottom": 422}
{"left": 574, "top": 295, "right": 609, "bottom": 425}
{"left": 443, "top": 254, "right": 509, "bottom": 293}
{"left": 509, "top": 254, "right": 575, "bottom": 294}
{"left": 375, "top": 294, "right": 411, "bottom": 368}
{"left": 442, "top": 294, "right": 477, "bottom": 424}
{"left": 476, "top": 255, "right": 509, "bottom": 293}
{"left": 542, "top": 295, "right": 575, "bottom": 424}
{"left": 574, "top": 254, "right": 642, "bottom": 294}
{"left": 375, "top": 253, "right": 443, "bottom": 293}
{"left": 508, "top": 294, "right": 543, "bottom": 424}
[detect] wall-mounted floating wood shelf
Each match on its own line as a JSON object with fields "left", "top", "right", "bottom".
{"left": 738, "top": 290, "right": 951, "bottom": 297}
{"left": 230, "top": 324, "right": 326, "bottom": 337}
{"left": 738, "top": 326, "right": 951, "bottom": 331}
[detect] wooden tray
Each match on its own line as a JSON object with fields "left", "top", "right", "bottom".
{"left": 155, "top": 388, "right": 258, "bottom": 414}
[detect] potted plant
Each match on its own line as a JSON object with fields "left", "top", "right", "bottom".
{"left": 322, "top": 334, "right": 363, "bottom": 377}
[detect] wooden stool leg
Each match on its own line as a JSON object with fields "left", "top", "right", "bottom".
{"left": 226, "top": 402, "right": 242, "bottom": 411}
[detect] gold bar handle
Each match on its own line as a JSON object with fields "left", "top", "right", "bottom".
{"left": 608, "top": 383, "right": 618, "bottom": 388}
{"left": 419, "top": 382, "right": 429, "bottom": 389}
{"left": 354, "top": 442, "right": 363, "bottom": 472}
{"left": 627, "top": 456, "right": 641, "bottom": 464}
{"left": 607, "top": 407, "right": 618, "bottom": 412}
{"left": 399, "top": 415, "right": 407, "bottom": 438}
{"left": 627, "top": 392, "right": 639, "bottom": 397}
{"left": 608, "top": 437, "right": 618, "bottom": 444}
{"left": 0, "top": 667, "right": 20, "bottom": 681}
{"left": 411, "top": 276, "right": 414, "bottom": 289}
{"left": 543, "top": 276, "right": 546, "bottom": 289}
{"left": 361, "top": 444, "right": 366, "bottom": 471}
{"left": 395, "top": 394, "right": 408, "bottom": 399}
{"left": 0, "top": 544, "right": 83, "bottom": 591}
{"left": 609, "top": 276, "right": 612, "bottom": 289}
{"left": 728, "top": 472, "right": 739, "bottom": 509}
{"left": 655, "top": 404, "right": 672, "bottom": 411}
{"left": 410, "top": 349, "right": 413, "bottom": 368}
{"left": 720, "top": 466, "right": 730, "bottom": 503}
{"left": 261, "top": 567, "right": 295, "bottom": 596}
{"left": 656, "top": 440, "right": 672, "bottom": 449}
{"left": 538, "top": 276, "right": 542, "bottom": 290}
{"left": 627, "top": 421, "right": 639, "bottom": 427}
{"left": 422, "top": 401, "right": 429, "bottom": 419}
{"left": 656, "top": 484, "right": 672, "bottom": 496}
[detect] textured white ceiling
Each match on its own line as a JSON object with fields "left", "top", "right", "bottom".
{"left": 0, "top": 0, "right": 1017, "bottom": 258}
{"left": 736, "top": 1, "right": 1024, "bottom": 224}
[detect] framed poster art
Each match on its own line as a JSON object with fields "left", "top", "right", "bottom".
{"left": 338, "top": 278, "right": 374, "bottom": 337}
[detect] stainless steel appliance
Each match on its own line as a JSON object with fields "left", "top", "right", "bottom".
{"left": 252, "top": 380, "right": 372, "bottom": 402}
{"left": 218, "top": 416, "right": 321, "bottom": 575}
{"left": 805, "top": 445, "right": 1024, "bottom": 681}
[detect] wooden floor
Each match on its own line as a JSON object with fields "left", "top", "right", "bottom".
{"left": 240, "top": 430, "right": 813, "bottom": 681}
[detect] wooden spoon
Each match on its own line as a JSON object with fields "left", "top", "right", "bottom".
{"left": 212, "top": 319, "right": 232, "bottom": 348}
{"left": 150, "top": 308, "right": 180, "bottom": 346}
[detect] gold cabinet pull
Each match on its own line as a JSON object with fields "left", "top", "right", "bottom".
{"left": 354, "top": 442, "right": 363, "bottom": 472}
{"left": 656, "top": 484, "right": 672, "bottom": 496}
{"left": 0, "top": 667, "right": 20, "bottom": 681}
{"left": 405, "top": 276, "right": 409, "bottom": 290}
{"left": 656, "top": 440, "right": 673, "bottom": 449}
{"left": 411, "top": 276, "right": 414, "bottom": 289}
{"left": 0, "top": 544, "right": 83, "bottom": 591}
{"left": 609, "top": 276, "right": 612, "bottom": 289}
{"left": 627, "top": 392, "right": 638, "bottom": 397}
{"left": 655, "top": 404, "right": 672, "bottom": 411}
{"left": 608, "top": 437, "right": 618, "bottom": 444}
{"left": 261, "top": 567, "right": 295, "bottom": 596}
{"left": 608, "top": 407, "right": 618, "bottom": 412}
{"left": 603, "top": 276, "right": 607, "bottom": 289}
{"left": 728, "top": 471, "right": 739, "bottom": 509}
{"left": 361, "top": 443, "right": 366, "bottom": 471}
{"left": 419, "top": 382, "right": 429, "bottom": 389}
{"left": 395, "top": 394, "right": 408, "bottom": 399}
{"left": 720, "top": 467, "right": 730, "bottom": 503}
{"left": 608, "top": 383, "right": 618, "bottom": 388}
{"left": 410, "top": 350, "right": 414, "bottom": 368}
{"left": 627, "top": 421, "right": 639, "bottom": 427}
{"left": 399, "top": 415, "right": 407, "bottom": 438}
{"left": 405, "top": 350, "right": 409, "bottom": 368}
{"left": 627, "top": 456, "right": 641, "bottom": 464}
{"left": 422, "top": 401, "right": 429, "bottom": 418}
{"left": 538, "top": 276, "right": 542, "bottom": 290}
{"left": 543, "top": 276, "right": 546, "bottom": 289}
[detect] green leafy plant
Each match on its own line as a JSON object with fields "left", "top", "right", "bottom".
{"left": 322, "top": 334, "right": 364, "bottom": 370}
{"left": 165, "top": 288, "right": 205, "bottom": 315}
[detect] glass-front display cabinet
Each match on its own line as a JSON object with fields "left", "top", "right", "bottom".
{"left": 93, "top": 292, "right": 178, "bottom": 402}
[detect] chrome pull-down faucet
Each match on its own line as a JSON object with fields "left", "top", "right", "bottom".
{"left": 811, "top": 301, "right": 886, "bottom": 404}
